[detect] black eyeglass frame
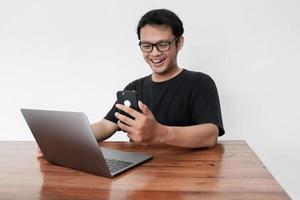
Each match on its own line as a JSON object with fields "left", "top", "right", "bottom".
{"left": 138, "top": 37, "right": 179, "bottom": 52}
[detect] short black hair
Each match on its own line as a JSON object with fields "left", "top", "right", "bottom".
{"left": 137, "top": 9, "right": 184, "bottom": 40}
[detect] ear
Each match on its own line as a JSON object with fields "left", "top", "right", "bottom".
{"left": 176, "top": 36, "right": 184, "bottom": 51}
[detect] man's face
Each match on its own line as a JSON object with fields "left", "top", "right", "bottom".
{"left": 139, "top": 25, "right": 183, "bottom": 75}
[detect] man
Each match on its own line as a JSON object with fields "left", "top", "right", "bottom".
{"left": 91, "top": 9, "right": 224, "bottom": 148}
{"left": 36, "top": 9, "right": 224, "bottom": 158}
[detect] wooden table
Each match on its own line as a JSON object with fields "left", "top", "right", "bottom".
{"left": 0, "top": 141, "right": 290, "bottom": 200}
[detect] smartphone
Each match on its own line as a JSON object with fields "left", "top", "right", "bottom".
{"left": 116, "top": 90, "right": 140, "bottom": 119}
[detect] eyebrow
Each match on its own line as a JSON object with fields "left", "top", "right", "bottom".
{"left": 140, "top": 39, "right": 170, "bottom": 44}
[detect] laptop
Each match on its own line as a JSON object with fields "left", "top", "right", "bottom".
{"left": 21, "top": 109, "right": 152, "bottom": 177}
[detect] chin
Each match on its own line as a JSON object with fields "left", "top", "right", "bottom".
{"left": 150, "top": 66, "right": 168, "bottom": 74}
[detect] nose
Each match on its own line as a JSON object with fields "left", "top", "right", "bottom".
{"left": 150, "top": 45, "right": 163, "bottom": 56}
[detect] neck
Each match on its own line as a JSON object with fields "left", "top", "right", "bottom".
{"left": 152, "top": 66, "right": 183, "bottom": 82}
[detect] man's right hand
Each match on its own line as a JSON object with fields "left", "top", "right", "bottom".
{"left": 37, "top": 147, "right": 44, "bottom": 159}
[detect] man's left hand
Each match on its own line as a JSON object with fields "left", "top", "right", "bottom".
{"left": 114, "top": 101, "right": 166, "bottom": 144}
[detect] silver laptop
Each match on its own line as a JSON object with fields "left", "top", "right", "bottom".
{"left": 21, "top": 109, "right": 152, "bottom": 177}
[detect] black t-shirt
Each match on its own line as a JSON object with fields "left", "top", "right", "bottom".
{"left": 105, "top": 69, "right": 225, "bottom": 136}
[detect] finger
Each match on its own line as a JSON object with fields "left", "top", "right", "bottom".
{"left": 114, "top": 112, "right": 135, "bottom": 126}
{"left": 127, "top": 133, "right": 141, "bottom": 143}
{"left": 115, "top": 104, "right": 143, "bottom": 119}
{"left": 117, "top": 120, "right": 135, "bottom": 133}
{"left": 138, "top": 101, "right": 153, "bottom": 116}
{"left": 37, "top": 152, "right": 44, "bottom": 159}
{"left": 37, "top": 147, "right": 44, "bottom": 159}
{"left": 127, "top": 133, "right": 134, "bottom": 141}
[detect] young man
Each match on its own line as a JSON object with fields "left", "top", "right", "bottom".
{"left": 91, "top": 9, "right": 225, "bottom": 148}
{"left": 37, "top": 9, "right": 224, "bottom": 158}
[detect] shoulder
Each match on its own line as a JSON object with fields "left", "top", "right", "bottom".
{"left": 124, "top": 75, "right": 151, "bottom": 90}
{"left": 183, "top": 69, "right": 216, "bottom": 86}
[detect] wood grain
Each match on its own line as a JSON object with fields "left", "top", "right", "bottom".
{"left": 0, "top": 141, "right": 290, "bottom": 200}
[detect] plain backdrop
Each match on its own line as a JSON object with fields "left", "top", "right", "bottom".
{"left": 1, "top": 0, "right": 299, "bottom": 199}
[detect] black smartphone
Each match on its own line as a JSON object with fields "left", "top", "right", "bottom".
{"left": 116, "top": 90, "right": 140, "bottom": 119}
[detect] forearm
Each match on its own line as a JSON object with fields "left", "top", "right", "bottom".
{"left": 160, "top": 123, "right": 219, "bottom": 148}
{"left": 91, "top": 119, "right": 118, "bottom": 141}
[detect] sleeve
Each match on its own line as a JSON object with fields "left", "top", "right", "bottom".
{"left": 104, "top": 82, "right": 135, "bottom": 124}
{"left": 191, "top": 76, "right": 225, "bottom": 136}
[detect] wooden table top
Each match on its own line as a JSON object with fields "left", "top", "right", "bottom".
{"left": 0, "top": 140, "right": 290, "bottom": 200}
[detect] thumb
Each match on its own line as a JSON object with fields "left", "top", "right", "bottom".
{"left": 138, "top": 101, "right": 153, "bottom": 116}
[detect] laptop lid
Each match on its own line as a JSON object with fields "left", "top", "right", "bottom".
{"left": 21, "top": 109, "right": 152, "bottom": 177}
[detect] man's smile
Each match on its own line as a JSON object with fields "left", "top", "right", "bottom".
{"left": 150, "top": 58, "right": 165, "bottom": 66}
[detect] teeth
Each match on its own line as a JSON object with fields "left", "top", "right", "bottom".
{"left": 152, "top": 59, "right": 164, "bottom": 64}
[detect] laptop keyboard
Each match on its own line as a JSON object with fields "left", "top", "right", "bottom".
{"left": 105, "top": 158, "right": 133, "bottom": 173}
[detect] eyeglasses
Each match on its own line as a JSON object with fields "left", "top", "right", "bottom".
{"left": 138, "top": 37, "right": 179, "bottom": 52}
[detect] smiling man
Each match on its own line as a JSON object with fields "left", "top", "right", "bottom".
{"left": 91, "top": 9, "right": 225, "bottom": 148}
